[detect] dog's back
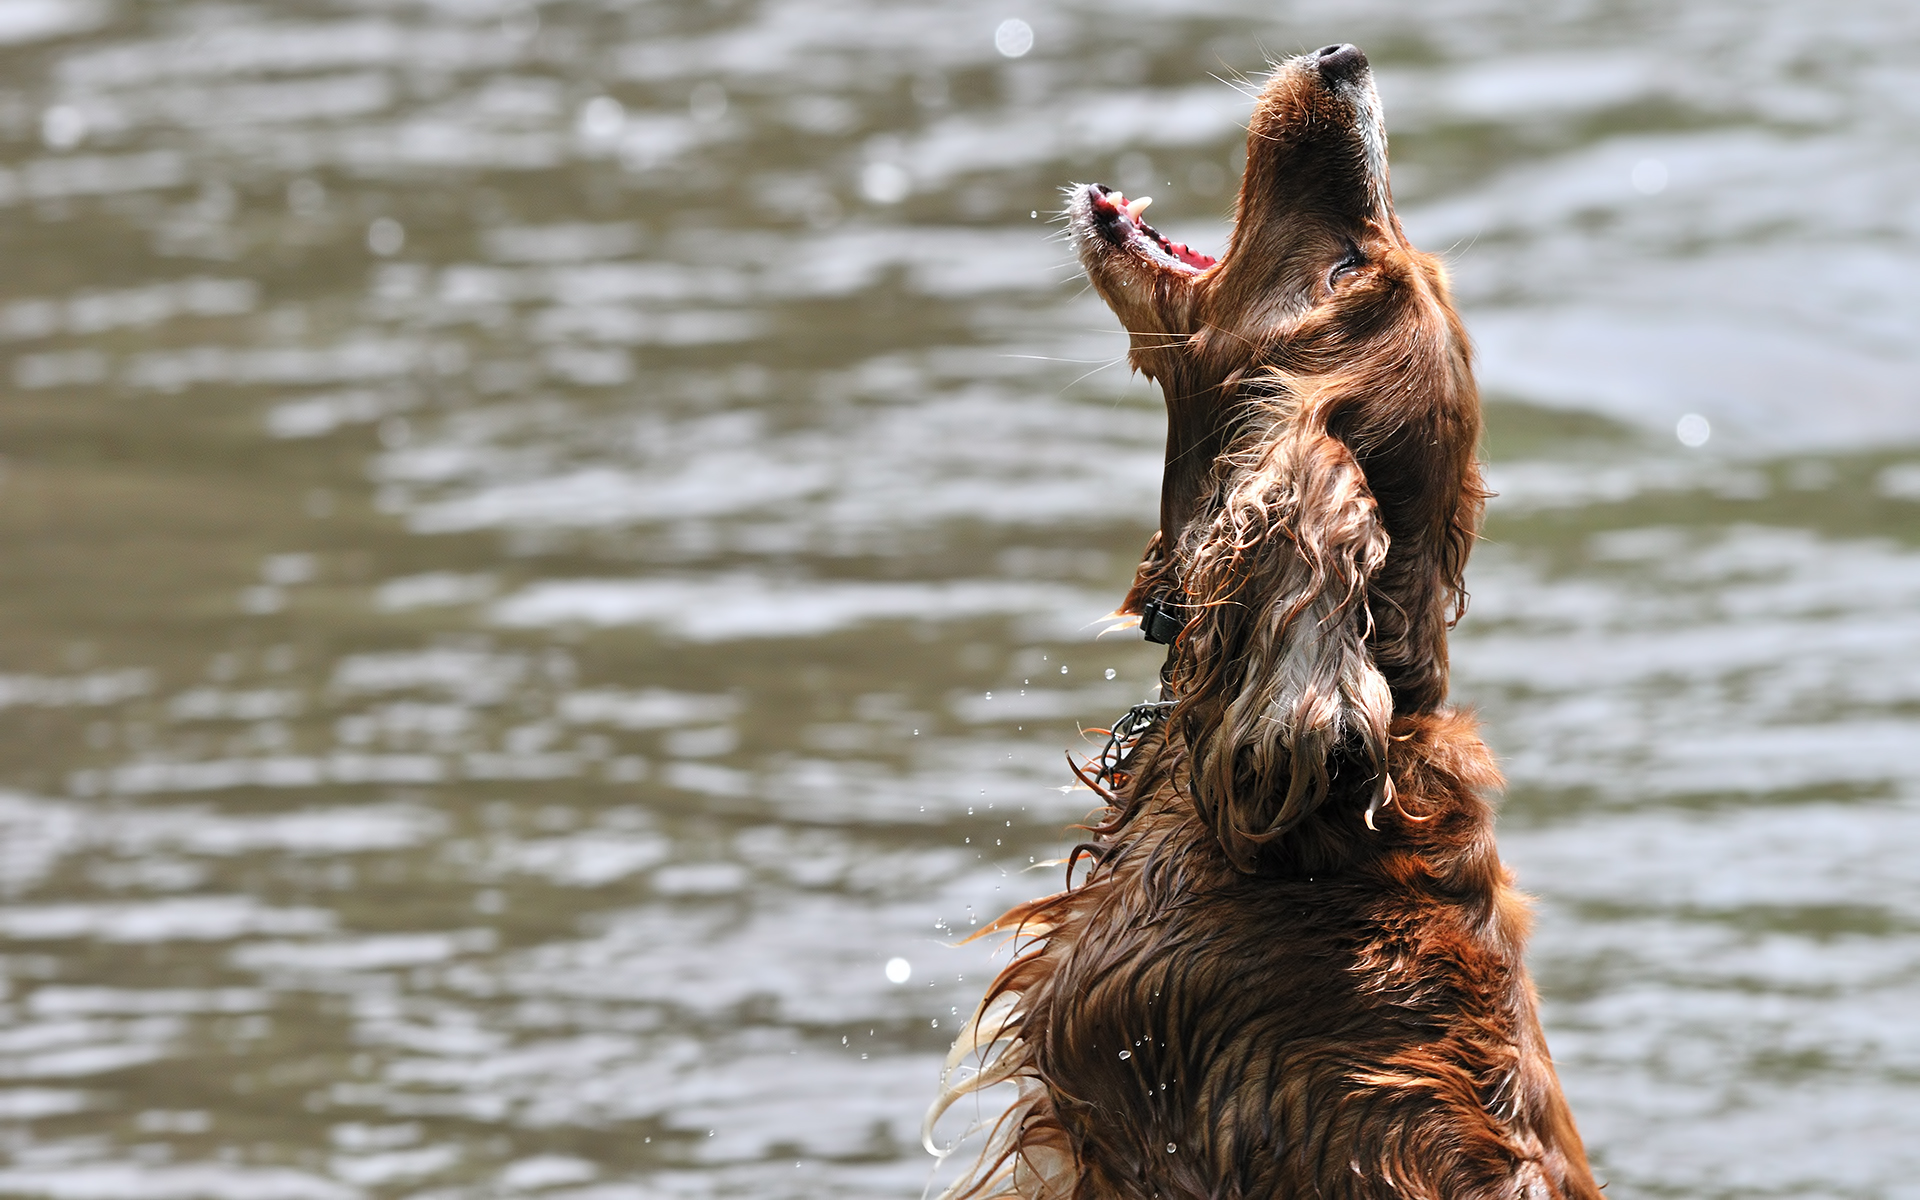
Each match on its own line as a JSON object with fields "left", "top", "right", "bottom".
{"left": 926, "top": 44, "right": 1602, "bottom": 1200}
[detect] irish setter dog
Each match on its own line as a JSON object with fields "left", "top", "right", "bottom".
{"left": 925, "top": 45, "right": 1602, "bottom": 1200}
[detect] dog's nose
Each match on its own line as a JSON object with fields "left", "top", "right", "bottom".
{"left": 1312, "top": 43, "right": 1368, "bottom": 82}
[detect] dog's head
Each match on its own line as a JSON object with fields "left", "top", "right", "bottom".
{"left": 1068, "top": 45, "right": 1486, "bottom": 868}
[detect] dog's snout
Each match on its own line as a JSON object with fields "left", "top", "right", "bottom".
{"left": 1312, "top": 43, "right": 1368, "bottom": 82}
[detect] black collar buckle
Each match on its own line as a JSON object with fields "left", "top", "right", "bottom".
{"left": 1139, "top": 596, "right": 1186, "bottom": 645}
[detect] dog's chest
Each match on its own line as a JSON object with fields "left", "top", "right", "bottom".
{"left": 1050, "top": 833, "right": 1514, "bottom": 1102}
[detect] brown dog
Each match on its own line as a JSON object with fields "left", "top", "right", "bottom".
{"left": 925, "top": 45, "right": 1602, "bottom": 1200}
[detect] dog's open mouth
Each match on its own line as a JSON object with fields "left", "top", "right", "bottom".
{"left": 1085, "top": 183, "right": 1217, "bottom": 273}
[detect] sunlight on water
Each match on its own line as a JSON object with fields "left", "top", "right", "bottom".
{"left": 0, "top": 0, "right": 1913, "bottom": 1197}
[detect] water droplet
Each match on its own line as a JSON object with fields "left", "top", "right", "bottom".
{"left": 931, "top": 1019, "right": 940, "bottom": 1028}
{"left": 577, "top": 95, "right": 626, "bottom": 143}
{"left": 841, "top": 1035, "right": 848, "bottom": 1045}
{"left": 1105, "top": 668, "right": 1116, "bottom": 680}
{"left": 994, "top": 17, "right": 1034, "bottom": 58}
{"left": 40, "top": 105, "right": 87, "bottom": 150}
{"left": 885, "top": 957, "right": 912, "bottom": 984}
{"left": 1060, "top": 665, "right": 1069, "bottom": 675}
{"left": 1676, "top": 413, "right": 1711, "bottom": 447}
{"left": 367, "top": 217, "right": 405, "bottom": 257}
{"left": 1166, "top": 1142, "right": 1177, "bottom": 1153}
{"left": 689, "top": 81, "right": 728, "bottom": 123}
{"left": 861, "top": 161, "right": 911, "bottom": 204}
{"left": 1030, "top": 210, "right": 1038, "bottom": 219}
{"left": 1118, "top": 1050, "right": 1131, "bottom": 1060}
{"left": 984, "top": 691, "right": 992, "bottom": 699}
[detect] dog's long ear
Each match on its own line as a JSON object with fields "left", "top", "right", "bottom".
{"left": 1170, "top": 389, "right": 1393, "bottom": 872}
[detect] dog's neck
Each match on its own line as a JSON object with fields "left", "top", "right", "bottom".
{"left": 1144, "top": 349, "right": 1484, "bottom": 714}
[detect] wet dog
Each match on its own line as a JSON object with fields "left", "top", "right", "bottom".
{"left": 926, "top": 45, "right": 1603, "bottom": 1200}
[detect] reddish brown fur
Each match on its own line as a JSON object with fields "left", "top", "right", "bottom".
{"left": 926, "top": 47, "right": 1601, "bottom": 1200}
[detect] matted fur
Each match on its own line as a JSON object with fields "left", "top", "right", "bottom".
{"left": 926, "top": 45, "right": 1600, "bottom": 1200}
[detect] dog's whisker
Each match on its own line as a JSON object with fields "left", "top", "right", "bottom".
{"left": 996, "top": 354, "right": 1119, "bottom": 365}
{"left": 1056, "top": 358, "right": 1132, "bottom": 392}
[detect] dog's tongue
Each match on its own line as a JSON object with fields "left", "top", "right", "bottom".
{"left": 1167, "top": 240, "right": 1215, "bottom": 270}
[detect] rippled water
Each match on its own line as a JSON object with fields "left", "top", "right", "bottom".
{"left": 0, "top": 0, "right": 1916, "bottom": 1196}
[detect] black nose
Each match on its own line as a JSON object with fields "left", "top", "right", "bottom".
{"left": 1312, "top": 43, "right": 1368, "bottom": 82}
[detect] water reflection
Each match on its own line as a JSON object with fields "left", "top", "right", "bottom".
{"left": 0, "top": 0, "right": 1915, "bottom": 1196}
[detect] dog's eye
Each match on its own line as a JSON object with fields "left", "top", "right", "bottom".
{"left": 1327, "top": 251, "right": 1364, "bottom": 289}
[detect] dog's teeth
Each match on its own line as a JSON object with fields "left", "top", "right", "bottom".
{"left": 1125, "top": 196, "right": 1153, "bottom": 221}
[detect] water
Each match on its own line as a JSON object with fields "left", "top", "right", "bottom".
{"left": 0, "top": 0, "right": 1916, "bottom": 1196}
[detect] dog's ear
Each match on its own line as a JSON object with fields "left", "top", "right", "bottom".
{"left": 1169, "top": 390, "right": 1393, "bottom": 871}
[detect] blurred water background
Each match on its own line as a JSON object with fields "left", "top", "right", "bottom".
{"left": 0, "top": 0, "right": 1915, "bottom": 1196}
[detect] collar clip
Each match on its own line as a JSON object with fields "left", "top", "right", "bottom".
{"left": 1140, "top": 596, "right": 1186, "bottom": 645}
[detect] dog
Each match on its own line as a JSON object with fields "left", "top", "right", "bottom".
{"left": 924, "top": 44, "right": 1603, "bottom": 1200}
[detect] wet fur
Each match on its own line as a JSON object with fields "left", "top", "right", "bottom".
{"left": 926, "top": 48, "right": 1601, "bottom": 1200}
